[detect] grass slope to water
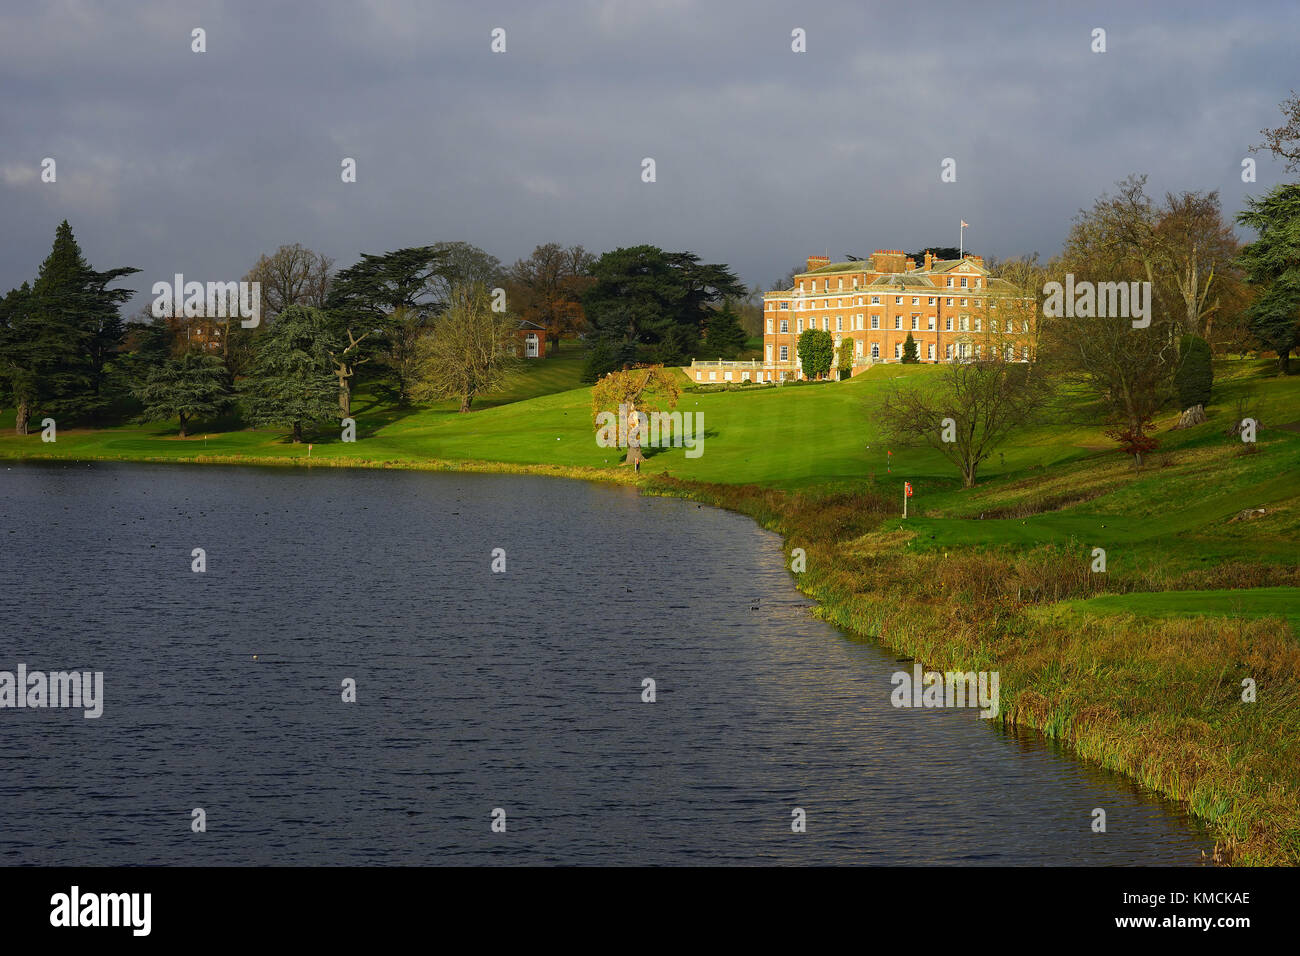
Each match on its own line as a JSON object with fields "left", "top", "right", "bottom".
{"left": 3, "top": 355, "right": 1298, "bottom": 862}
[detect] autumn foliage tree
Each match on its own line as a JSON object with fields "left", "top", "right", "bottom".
{"left": 590, "top": 364, "right": 681, "bottom": 469}
{"left": 506, "top": 243, "right": 594, "bottom": 351}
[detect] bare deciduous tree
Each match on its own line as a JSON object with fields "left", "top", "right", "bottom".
{"left": 1039, "top": 267, "right": 1178, "bottom": 467}
{"left": 244, "top": 243, "right": 333, "bottom": 316}
{"left": 410, "top": 284, "right": 519, "bottom": 413}
{"left": 1253, "top": 89, "right": 1300, "bottom": 172}
{"left": 875, "top": 358, "right": 1047, "bottom": 488}
{"left": 1155, "top": 189, "right": 1241, "bottom": 341}
{"left": 1068, "top": 175, "right": 1238, "bottom": 339}
{"left": 424, "top": 242, "right": 504, "bottom": 309}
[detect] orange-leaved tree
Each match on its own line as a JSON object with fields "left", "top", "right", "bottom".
{"left": 591, "top": 364, "right": 681, "bottom": 469}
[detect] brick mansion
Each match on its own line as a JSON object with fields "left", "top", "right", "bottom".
{"left": 687, "top": 249, "right": 1037, "bottom": 384}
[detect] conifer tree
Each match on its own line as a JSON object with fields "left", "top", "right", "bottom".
{"left": 238, "top": 305, "right": 339, "bottom": 442}
{"left": 902, "top": 332, "right": 919, "bottom": 363}
{"left": 0, "top": 283, "right": 37, "bottom": 434}
{"left": 0, "top": 221, "right": 137, "bottom": 431}
{"left": 1174, "top": 335, "right": 1213, "bottom": 409}
{"left": 701, "top": 302, "right": 748, "bottom": 359}
{"left": 135, "top": 351, "right": 232, "bottom": 437}
{"left": 1237, "top": 183, "right": 1300, "bottom": 374}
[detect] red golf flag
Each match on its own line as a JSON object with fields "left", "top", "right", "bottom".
{"left": 904, "top": 482, "right": 913, "bottom": 497}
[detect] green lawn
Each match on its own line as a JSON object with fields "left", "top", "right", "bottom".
{"left": 1052, "top": 587, "right": 1300, "bottom": 632}
{"left": 0, "top": 361, "right": 1091, "bottom": 489}
{"left": 4, "top": 356, "right": 1296, "bottom": 505}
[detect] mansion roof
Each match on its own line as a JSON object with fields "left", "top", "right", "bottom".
{"left": 765, "top": 255, "right": 1020, "bottom": 297}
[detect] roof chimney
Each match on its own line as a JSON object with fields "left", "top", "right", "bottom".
{"left": 871, "top": 249, "right": 906, "bottom": 274}
{"left": 905, "top": 257, "right": 916, "bottom": 271}
{"left": 924, "top": 251, "right": 934, "bottom": 271}
{"left": 806, "top": 255, "right": 830, "bottom": 273}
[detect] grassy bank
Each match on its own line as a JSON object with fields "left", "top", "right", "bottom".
{"left": 3, "top": 356, "right": 1298, "bottom": 863}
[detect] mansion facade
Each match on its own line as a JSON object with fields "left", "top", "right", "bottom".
{"left": 687, "top": 249, "right": 1036, "bottom": 384}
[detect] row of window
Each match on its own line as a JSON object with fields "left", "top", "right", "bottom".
{"left": 797, "top": 275, "right": 984, "bottom": 293}
{"left": 771, "top": 316, "right": 1031, "bottom": 334}
{"left": 696, "top": 368, "right": 788, "bottom": 383}
{"left": 766, "top": 342, "right": 1031, "bottom": 362}
{"left": 774, "top": 295, "right": 990, "bottom": 310}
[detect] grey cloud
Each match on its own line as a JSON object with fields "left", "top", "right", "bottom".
{"left": 0, "top": 0, "right": 1296, "bottom": 305}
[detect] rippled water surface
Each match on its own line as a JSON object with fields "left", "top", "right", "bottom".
{"left": 0, "top": 462, "right": 1210, "bottom": 864}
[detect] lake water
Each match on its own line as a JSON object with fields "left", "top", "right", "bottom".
{"left": 0, "top": 462, "right": 1210, "bottom": 864}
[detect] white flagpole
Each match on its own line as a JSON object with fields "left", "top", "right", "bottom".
{"left": 959, "top": 222, "right": 964, "bottom": 258}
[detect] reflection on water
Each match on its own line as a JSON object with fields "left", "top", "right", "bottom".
{"left": 0, "top": 462, "right": 1210, "bottom": 864}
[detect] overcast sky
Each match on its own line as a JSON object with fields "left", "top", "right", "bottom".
{"left": 1, "top": 0, "right": 1296, "bottom": 308}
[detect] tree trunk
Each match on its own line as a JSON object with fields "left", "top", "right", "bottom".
{"left": 1280, "top": 350, "right": 1292, "bottom": 375}
{"left": 339, "top": 381, "right": 350, "bottom": 416}
{"left": 626, "top": 443, "right": 646, "bottom": 469}
{"left": 1182, "top": 281, "right": 1200, "bottom": 339}
{"left": 15, "top": 398, "right": 29, "bottom": 436}
{"left": 459, "top": 394, "right": 472, "bottom": 413}
{"left": 179, "top": 413, "right": 189, "bottom": 439}
{"left": 292, "top": 421, "right": 303, "bottom": 443}
{"left": 1174, "top": 404, "right": 1206, "bottom": 429}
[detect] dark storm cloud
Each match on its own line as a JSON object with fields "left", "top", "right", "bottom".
{"left": 0, "top": 0, "right": 1296, "bottom": 305}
